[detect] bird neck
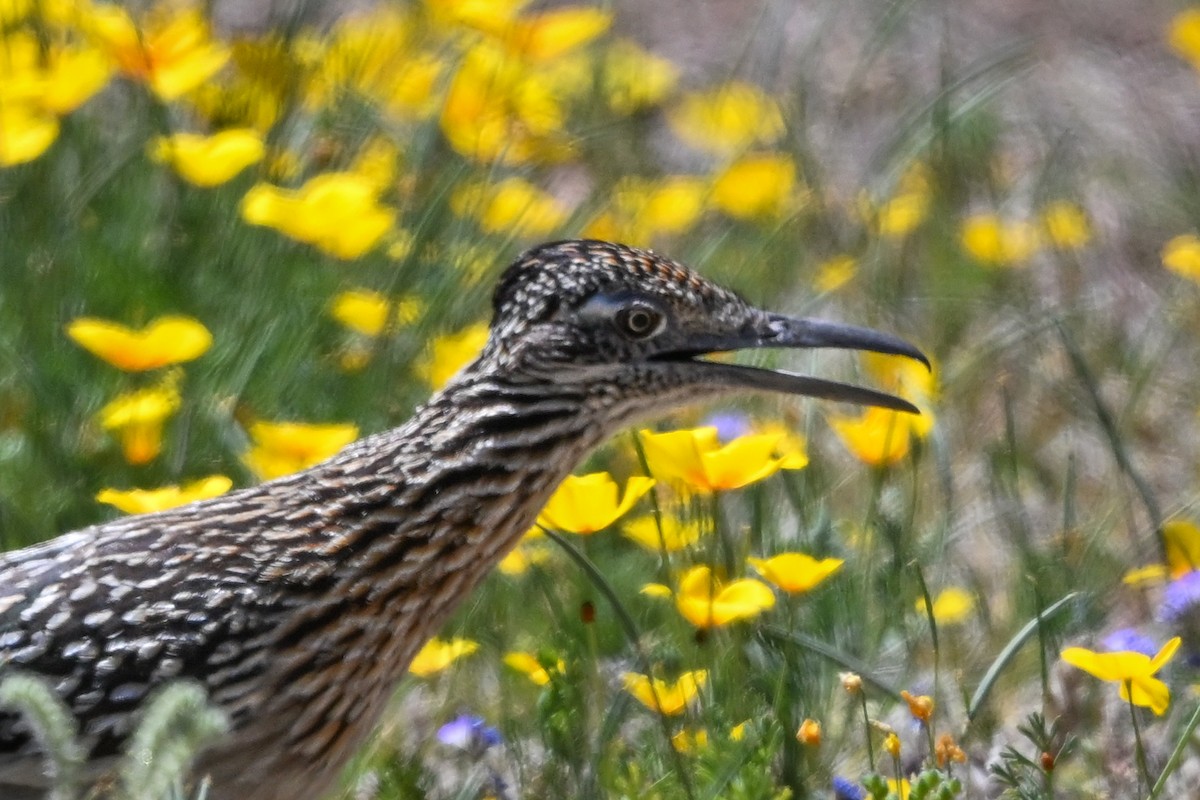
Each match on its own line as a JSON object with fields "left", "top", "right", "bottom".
{"left": 233, "top": 374, "right": 608, "bottom": 777}
{"left": 311, "top": 372, "right": 604, "bottom": 646}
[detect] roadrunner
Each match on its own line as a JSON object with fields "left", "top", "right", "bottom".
{"left": 0, "top": 240, "right": 927, "bottom": 800}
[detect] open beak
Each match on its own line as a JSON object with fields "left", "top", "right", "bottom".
{"left": 656, "top": 312, "right": 931, "bottom": 414}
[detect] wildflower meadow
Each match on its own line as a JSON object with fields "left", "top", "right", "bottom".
{"left": 5, "top": 0, "right": 1200, "bottom": 798}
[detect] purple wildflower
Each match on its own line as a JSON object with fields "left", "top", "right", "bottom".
{"left": 437, "top": 714, "right": 502, "bottom": 752}
{"left": 703, "top": 411, "right": 752, "bottom": 442}
{"left": 832, "top": 776, "right": 867, "bottom": 800}
{"left": 1101, "top": 628, "right": 1157, "bottom": 657}
{"left": 1159, "top": 570, "right": 1200, "bottom": 623}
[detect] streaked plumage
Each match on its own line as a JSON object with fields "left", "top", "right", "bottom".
{"left": 0, "top": 240, "right": 926, "bottom": 799}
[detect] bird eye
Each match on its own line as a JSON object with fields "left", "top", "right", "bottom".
{"left": 614, "top": 303, "right": 665, "bottom": 339}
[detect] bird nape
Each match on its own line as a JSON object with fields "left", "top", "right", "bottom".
{"left": 0, "top": 239, "right": 928, "bottom": 800}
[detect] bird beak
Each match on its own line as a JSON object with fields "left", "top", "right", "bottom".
{"left": 657, "top": 312, "right": 930, "bottom": 414}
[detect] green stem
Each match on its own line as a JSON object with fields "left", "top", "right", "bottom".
{"left": 543, "top": 529, "right": 697, "bottom": 800}
{"left": 1128, "top": 687, "right": 1152, "bottom": 794}
{"left": 861, "top": 692, "right": 875, "bottom": 772}
{"left": 912, "top": 562, "right": 940, "bottom": 692}
{"left": 1148, "top": 701, "right": 1200, "bottom": 800}
{"left": 1057, "top": 323, "right": 1166, "bottom": 561}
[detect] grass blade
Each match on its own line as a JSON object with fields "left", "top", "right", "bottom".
{"left": 1148, "top": 701, "right": 1200, "bottom": 800}
{"left": 761, "top": 626, "right": 903, "bottom": 701}
{"left": 967, "top": 591, "right": 1080, "bottom": 722}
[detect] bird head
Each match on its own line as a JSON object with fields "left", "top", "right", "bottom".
{"left": 475, "top": 239, "right": 928, "bottom": 422}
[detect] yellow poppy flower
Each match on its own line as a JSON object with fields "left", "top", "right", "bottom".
{"left": 620, "top": 669, "right": 707, "bottom": 715}
{"left": 424, "top": 0, "right": 527, "bottom": 34}
{"left": 305, "top": 8, "right": 426, "bottom": 117}
{"left": 585, "top": 175, "right": 707, "bottom": 245}
{"left": 622, "top": 514, "right": 704, "bottom": 553}
{"left": 639, "top": 426, "right": 801, "bottom": 493}
{"left": 828, "top": 407, "right": 916, "bottom": 466}
{"left": 498, "top": 528, "right": 552, "bottom": 576}
{"left": 497, "top": 543, "right": 551, "bottom": 576}
{"left": 329, "top": 289, "right": 423, "bottom": 338}
{"left": 0, "top": 102, "right": 59, "bottom": 167}
{"left": 503, "top": 651, "right": 562, "bottom": 686}
{"left": 96, "top": 475, "right": 233, "bottom": 515}
{"left": 88, "top": 4, "right": 229, "bottom": 101}
{"left": 450, "top": 178, "right": 568, "bottom": 237}
{"left": 1165, "top": 519, "right": 1200, "bottom": 578}
{"left": 1122, "top": 564, "right": 1168, "bottom": 587}
{"left": 3, "top": 32, "right": 113, "bottom": 115}
{"left": 537, "top": 473, "right": 655, "bottom": 535}
{"left": 674, "top": 565, "right": 775, "bottom": 628}
{"left": 150, "top": 129, "right": 264, "bottom": 187}
{"left": 347, "top": 137, "right": 402, "bottom": 193}
{"left": 1123, "top": 543, "right": 1192, "bottom": 590}
{"left": 622, "top": 177, "right": 707, "bottom": 234}
{"left": 876, "top": 192, "right": 929, "bottom": 239}
{"left": 0, "top": 0, "right": 32, "bottom": 25}
{"left": 813, "top": 255, "right": 857, "bottom": 293}
{"left": 386, "top": 230, "right": 416, "bottom": 261}
{"left": 864, "top": 352, "right": 936, "bottom": 413}
{"left": 241, "top": 172, "right": 396, "bottom": 260}
{"left": 1041, "top": 201, "right": 1091, "bottom": 250}
{"left": 601, "top": 39, "right": 678, "bottom": 115}
{"left": 187, "top": 49, "right": 285, "bottom": 133}
{"left": 242, "top": 420, "right": 359, "bottom": 480}
{"left": 747, "top": 552, "right": 844, "bottom": 594}
{"left": 667, "top": 81, "right": 784, "bottom": 156}
{"left": 67, "top": 315, "right": 212, "bottom": 372}
{"left": 439, "top": 44, "right": 524, "bottom": 163}
{"left": 387, "top": 52, "right": 446, "bottom": 120}
{"left": 0, "top": 33, "right": 111, "bottom": 166}
{"left": 98, "top": 380, "right": 181, "bottom": 465}
{"left": 917, "top": 587, "right": 975, "bottom": 625}
{"left": 754, "top": 422, "right": 809, "bottom": 469}
{"left": 502, "top": 7, "right": 612, "bottom": 62}
{"left": 867, "top": 163, "right": 932, "bottom": 239}
{"left": 414, "top": 322, "right": 489, "bottom": 390}
{"left": 409, "top": 637, "right": 479, "bottom": 677}
{"left": 1163, "top": 234, "right": 1200, "bottom": 283}
{"left": 711, "top": 153, "right": 797, "bottom": 220}
{"left": 1061, "top": 637, "right": 1181, "bottom": 715}
{"left": 671, "top": 727, "right": 709, "bottom": 753}
{"left": 960, "top": 213, "right": 1042, "bottom": 266}
{"left": 1169, "top": 8, "right": 1200, "bottom": 71}
{"left": 39, "top": 44, "right": 112, "bottom": 115}
{"left": 829, "top": 352, "right": 934, "bottom": 467}
{"left": 440, "top": 41, "right": 575, "bottom": 165}
{"left": 580, "top": 211, "right": 623, "bottom": 242}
